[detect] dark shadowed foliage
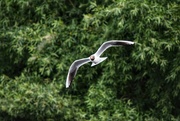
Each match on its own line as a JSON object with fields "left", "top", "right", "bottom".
{"left": 0, "top": 0, "right": 179, "bottom": 120}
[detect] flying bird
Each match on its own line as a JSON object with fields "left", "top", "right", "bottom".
{"left": 66, "top": 40, "right": 134, "bottom": 88}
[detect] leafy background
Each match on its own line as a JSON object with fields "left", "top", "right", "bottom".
{"left": 0, "top": 0, "right": 179, "bottom": 120}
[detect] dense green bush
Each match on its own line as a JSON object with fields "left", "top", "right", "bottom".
{"left": 0, "top": 0, "right": 179, "bottom": 120}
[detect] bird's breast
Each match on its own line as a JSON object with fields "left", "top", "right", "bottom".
{"left": 93, "top": 57, "right": 100, "bottom": 63}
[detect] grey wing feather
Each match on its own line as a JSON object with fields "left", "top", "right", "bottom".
{"left": 95, "top": 40, "right": 134, "bottom": 56}
{"left": 66, "top": 58, "right": 90, "bottom": 88}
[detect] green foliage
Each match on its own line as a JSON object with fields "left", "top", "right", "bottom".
{"left": 0, "top": 0, "right": 180, "bottom": 120}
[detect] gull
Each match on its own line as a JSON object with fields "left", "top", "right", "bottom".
{"left": 66, "top": 40, "right": 134, "bottom": 88}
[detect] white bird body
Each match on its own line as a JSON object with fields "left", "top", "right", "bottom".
{"left": 65, "top": 40, "right": 134, "bottom": 88}
{"left": 90, "top": 55, "right": 107, "bottom": 67}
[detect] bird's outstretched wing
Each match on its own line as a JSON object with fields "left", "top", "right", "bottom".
{"left": 66, "top": 58, "right": 90, "bottom": 88}
{"left": 95, "top": 40, "right": 134, "bottom": 56}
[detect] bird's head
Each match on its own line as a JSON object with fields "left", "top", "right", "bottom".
{"left": 90, "top": 55, "right": 95, "bottom": 61}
